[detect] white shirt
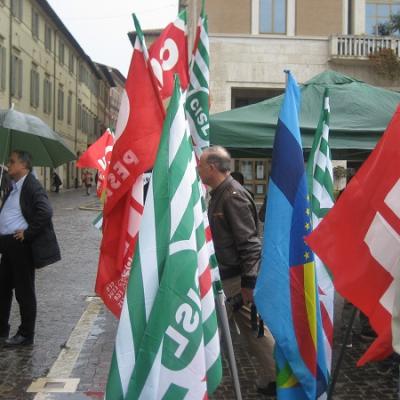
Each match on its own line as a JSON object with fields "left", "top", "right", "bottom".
{"left": 0, "top": 174, "right": 28, "bottom": 235}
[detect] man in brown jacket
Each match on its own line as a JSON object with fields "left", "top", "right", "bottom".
{"left": 198, "top": 146, "right": 276, "bottom": 395}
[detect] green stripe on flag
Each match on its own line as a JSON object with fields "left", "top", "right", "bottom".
{"left": 306, "top": 88, "right": 335, "bottom": 380}
{"left": 106, "top": 75, "right": 221, "bottom": 399}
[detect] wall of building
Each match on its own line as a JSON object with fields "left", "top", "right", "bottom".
{"left": 296, "top": 0, "right": 343, "bottom": 36}
{"left": 0, "top": 0, "right": 119, "bottom": 190}
{"left": 207, "top": 0, "right": 252, "bottom": 34}
{"left": 209, "top": 35, "right": 330, "bottom": 112}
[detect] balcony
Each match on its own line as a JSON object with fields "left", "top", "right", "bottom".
{"left": 329, "top": 35, "right": 400, "bottom": 63}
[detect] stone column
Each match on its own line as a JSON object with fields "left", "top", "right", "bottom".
{"left": 353, "top": 0, "right": 366, "bottom": 34}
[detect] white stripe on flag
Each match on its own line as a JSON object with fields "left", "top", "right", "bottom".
{"left": 201, "top": 286, "right": 215, "bottom": 322}
{"left": 194, "top": 53, "right": 209, "bottom": 83}
{"left": 169, "top": 228, "right": 197, "bottom": 255}
{"left": 169, "top": 98, "right": 187, "bottom": 166}
{"left": 138, "top": 339, "right": 164, "bottom": 400}
{"left": 170, "top": 158, "right": 196, "bottom": 238}
{"left": 139, "top": 182, "right": 160, "bottom": 320}
{"left": 115, "top": 295, "right": 135, "bottom": 396}
{"left": 204, "top": 330, "right": 221, "bottom": 368}
{"left": 189, "top": 73, "right": 201, "bottom": 92}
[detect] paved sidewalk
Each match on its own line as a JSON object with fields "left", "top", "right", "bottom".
{"left": 0, "top": 188, "right": 398, "bottom": 399}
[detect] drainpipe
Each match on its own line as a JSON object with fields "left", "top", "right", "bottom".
{"left": 74, "top": 58, "right": 79, "bottom": 188}
{"left": 8, "top": 2, "right": 12, "bottom": 107}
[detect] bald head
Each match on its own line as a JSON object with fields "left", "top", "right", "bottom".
{"left": 202, "top": 146, "right": 231, "bottom": 173}
{"left": 198, "top": 146, "right": 231, "bottom": 189}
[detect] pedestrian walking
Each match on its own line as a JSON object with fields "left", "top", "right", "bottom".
{"left": 52, "top": 171, "right": 62, "bottom": 193}
{"left": 197, "top": 146, "right": 276, "bottom": 396}
{"left": 0, "top": 150, "right": 61, "bottom": 346}
{"left": 82, "top": 170, "right": 93, "bottom": 195}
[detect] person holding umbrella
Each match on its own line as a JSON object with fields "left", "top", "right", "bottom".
{"left": 0, "top": 150, "right": 61, "bottom": 346}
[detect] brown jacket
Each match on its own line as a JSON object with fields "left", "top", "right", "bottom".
{"left": 208, "top": 175, "right": 261, "bottom": 288}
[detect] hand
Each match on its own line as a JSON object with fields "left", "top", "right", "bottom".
{"left": 241, "top": 287, "right": 254, "bottom": 305}
{"left": 14, "top": 230, "right": 25, "bottom": 241}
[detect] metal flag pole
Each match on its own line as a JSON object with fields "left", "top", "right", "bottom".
{"left": 215, "top": 290, "right": 243, "bottom": 400}
{"left": 327, "top": 306, "right": 357, "bottom": 400}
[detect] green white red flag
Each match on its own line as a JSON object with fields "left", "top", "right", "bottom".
{"left": 185, "top": 0, "right": 210, "bottom": 159}
{"left": 306, "top": 89, "right": 335, "bottom": 379}
{"left": 105, "top": 77, "right": 222, "bottom": 399}
{"left": 184, "top": 1, "right": 221, "bottom": 289}
{"left": 95, "top": 15, "right": 165, "bottom": 317}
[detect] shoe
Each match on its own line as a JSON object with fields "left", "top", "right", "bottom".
{"left": 339, "top": 332, "right": 352, "bottom": 348}
{"left": 5, "top": 333, "right": 33, "bottom": 346}
{"left": 257, "top": 381, "right": 276, "bottom": 396}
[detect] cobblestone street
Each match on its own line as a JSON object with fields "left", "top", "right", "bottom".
{"left": 0, "top": 188, "right": 398, "bottom": 400}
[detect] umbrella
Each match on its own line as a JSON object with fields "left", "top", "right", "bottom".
{"left": 210, "top": 70, "right": 400, "bottom": 160}
{"left": 0, "top": 108, "right": 76, "bottom": 167}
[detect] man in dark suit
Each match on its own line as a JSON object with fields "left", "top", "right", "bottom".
{"left": 0, "top": 150, "right": 61, "bottom": 346}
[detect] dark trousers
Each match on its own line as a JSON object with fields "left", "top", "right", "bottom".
{"left": 0, "top": 235, "right": 36, "bottom": 338}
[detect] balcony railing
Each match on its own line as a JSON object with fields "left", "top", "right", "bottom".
{"left": 330, "top": 35, "right": 400, "bottom": 59}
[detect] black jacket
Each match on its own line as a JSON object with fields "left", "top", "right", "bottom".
{"left": 1, "top": 173, "right": 61, "bottom": 268}
{"left": 208, "top": 175, "right": 261, "bottom": 288}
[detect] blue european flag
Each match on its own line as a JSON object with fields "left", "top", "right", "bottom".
{"left": 254, "top": 71, "right": 328, "bottom": 400}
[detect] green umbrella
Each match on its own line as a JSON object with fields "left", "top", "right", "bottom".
{"left": 0, "top": 108, "right": 76, "bottom": 167}
{"left": 210, "top": 70, "right": 400, "bottom": 160}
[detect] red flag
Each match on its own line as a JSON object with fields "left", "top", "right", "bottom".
{"left": 76, "top": 129, "right": 114, "bottom": 197}
{"left": 149, "top": 10, "right": 189, "bottom": 100}
{"left": 306, "top": 106, "right": 400, "bottom": 366}
{"left": 95, "top": 18, "right": 165, "bottom": 317}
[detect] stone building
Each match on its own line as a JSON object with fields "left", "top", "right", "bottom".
{"left": 0, "top": 0, "right": 125, "bottom": 189}
{"left": 181, "top": 0, "right": 400, "bottom": 199}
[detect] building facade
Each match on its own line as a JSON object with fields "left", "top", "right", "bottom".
{"left": 106, "top": 67, "right": 126, "bottom": 130}
{"left": 181, "top": 0, "right": 400, "bottom": 199}
{"left": 0, "top": 0, "right": 125, "bottom": 189}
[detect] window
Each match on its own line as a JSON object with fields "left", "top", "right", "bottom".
{"left": 82, "top": 108, "right": 88, "bottom": 133}
{"left": 43, "top": 74, "right": 52, "bottom": 114}
{"left": 30, "top": 65, "right": 39, "bottom": 108}
{"left": 259, "top": 0, "right": 286, "bottom": 34}
{"left": 366, "top": 1, "right": 400, "bottom": 35}
{"left": 11, "top": 0, "right": 23, "bottom": 20}
{"left": 77, "top": 100, "right": 82, "bottom": 129}
{"left": 31, "top": 8, "right": 39, "bottom": 39}
{"left": 67, "top": 91, "right": 72, "bottom": 124}
{"left": 0, "top": 45, "right": 6, "bottom": 91}
{"left": 79, "top": 63, "right": 88, "bottom": 85}
{"left": 45, "top": 24, "right": 52, "bottom": 51}
{"left": 57, "top": 85, "right": 64, "bottom": 120}
{"left": 68, "top": 51, "right": 74, "bottom": 74}
{"left": 59, "top": 40, "right": 65, "bottom": 65}
{"left": 11, "top": 54, "right": 23, "bottom": 98}
{"left": 234, "top": 158, "right": 270, "bottom": 198}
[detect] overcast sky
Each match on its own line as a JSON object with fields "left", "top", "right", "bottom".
{"left": 47, "top": 0, "right": 179, "bottom": 77}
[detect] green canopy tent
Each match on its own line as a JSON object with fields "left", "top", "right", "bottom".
{"left": 210, "top": 70, "right": 400, "bottom": 160}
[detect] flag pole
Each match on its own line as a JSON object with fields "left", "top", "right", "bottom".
{"left": 215, "top": 290, "right": 243, "bottom": 400}
{"left": 327, "top": 306, "right": 357, "bottom": 400}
